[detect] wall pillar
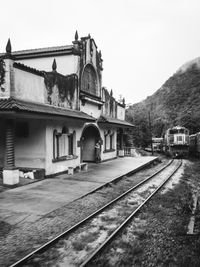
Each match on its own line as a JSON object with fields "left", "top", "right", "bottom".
{"left": 120, "top": 130, "right": 124, "bottom": 149}
{"left": 118, "top": 128, "right": 124, "bottom": 157}
{"left": 3, "top": 119, "right": 19, "bottom": 185}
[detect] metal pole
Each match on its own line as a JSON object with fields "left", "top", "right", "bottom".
{"left": 148, "top": 111, "right": 154, "bottom": 155}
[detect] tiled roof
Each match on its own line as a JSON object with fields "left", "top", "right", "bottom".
{"left": 12, "top": 45, "right": 73, "bottom": 55}
{"left": 13, "top": 62, "right": 45, "bottom": 76}
{"left": 0, "top": 45, "right": 72, "bottom": 56}
{"left": 0, "top": 45, "right": 76, "bottom": 59}
{"left": 0, "top": 98, "right": 95, "bottom": 121}
{"left": 98, "top": 115, "right": 134, "bottom": 127}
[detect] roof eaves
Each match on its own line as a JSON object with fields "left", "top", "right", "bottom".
{"left": 12, "top": 45, "right": 73, "bottom": 55}
{"left": 0, "top": 45, "right": 81, "bottom": 60}
{"left": 98, "top": 115, "right": 134, "bottom": 127}
{"left": 0, "top": 98, "right": 95, "bottom": 121}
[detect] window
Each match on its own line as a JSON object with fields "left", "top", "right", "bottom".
{"left": 104, "top": 130, "right": 115, "bottom": 152}
{"left": 177, "top": 136, "right": 183, "bottom": 141}
{"left": 110, "top": 133, "right": 114, "bottom": 150}
{"left": 104, "top": 131, "right": 109, "bottom": 151}
{"left": 53, "top": 128, "right": 75, "bottom": 160}
{"left": 68, "top": 134, "right": 73, "bottom": 155}
{"left": 59, "top": 133, "right": 67, "bottom": 157}
{"left": 169, "top": 129, "right": 178, "bottom": 134}
{"left": 82, "top": 64, "right": 98, "bottom": 96}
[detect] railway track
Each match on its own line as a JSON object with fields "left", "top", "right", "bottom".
{"left": 10, "top": 159, "right": 182, "bottom": 267}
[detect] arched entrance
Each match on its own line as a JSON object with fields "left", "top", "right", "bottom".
{"left": 81, "top": 124, "right": 101, "bottom": 162}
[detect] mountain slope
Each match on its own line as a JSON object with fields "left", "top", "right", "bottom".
{"left": 126, "top": 58, "right": 200, "bottom": 143}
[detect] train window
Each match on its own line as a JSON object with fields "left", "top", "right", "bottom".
{"left": 169, "top": 129, "right": 178, "bottom": 134}
{"left": 177, "top": 136, "right": 183, "bottom": 141}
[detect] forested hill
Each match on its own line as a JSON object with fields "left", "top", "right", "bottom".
{"left": 126, "top": 58, "right": 200, "bottom": 145}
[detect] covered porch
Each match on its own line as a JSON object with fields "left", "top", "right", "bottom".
{"left": 0, "top": 97, "right": 95, "bottom": 185}
{"left": 98, "top": 115, "right": 135, "bottom": 158}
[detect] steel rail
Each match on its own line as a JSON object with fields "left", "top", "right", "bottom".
{"left": 80, "top": 159, "right": 182, "bottom": 267}
{"left": 10, "top": 159, "right": 174, "bottom": 267}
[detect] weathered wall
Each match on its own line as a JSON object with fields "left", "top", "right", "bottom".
{"left": 18, "top": 55, "right": 79, "bottom": 76}
{"left": 79, "top": 38, "right": 102, "bottom": 100}
{"left": 101, "top": 88, "right": 117, "bottom": 118}
{"left": 14, "top": 67, "right": 46, "bottom": 103}
{"left": 85, "top": 40, "right": 97, "bottom": 67}
{"left": 102, "top": 149, "right": 117, "bottom": 161}
{"left": 45, "top": 119, "right": 85, "bottom": 175}
{"left": 99, "top": 126, "right": 117, "bottom": 161}
{"left": 101, "top": 88, "right": 125, "bottom": 120}
{"left": 13, "top": 64, "right": 78, "bottom": 109}
{"left": 80, "top": 102, "right": 101, "bottom": 119}
{"left": 0, "top": 119, "right": 5, "bottom": 166}
{"left": 44, "top": 72, "right": 78, "bottom": 109}
{"left": 117, "top": 105, "right": 125, "bottom": 120}
{"left": 0, "top": 58, "right": 14, "bottom": 99}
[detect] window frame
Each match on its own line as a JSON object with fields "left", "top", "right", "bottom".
{"left": 53, "top": 128, "right": 76, "bottom": 162}
{"left": 103, "top": 130, "right": 115, "bottom": 153}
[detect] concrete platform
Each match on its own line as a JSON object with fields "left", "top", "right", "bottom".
{"left": 0, "top": 156, "right": 157, "bottom": 225}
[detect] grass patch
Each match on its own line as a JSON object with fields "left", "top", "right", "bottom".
{"left": 72, "top": 231, "right": 100, "bottom": 251}
{"left": 100, "top": 214, "right": 117, "bottom": 223}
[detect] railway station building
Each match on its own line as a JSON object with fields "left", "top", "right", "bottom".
{"left": 0, "top": 33, "right": 133, "bottom": 185}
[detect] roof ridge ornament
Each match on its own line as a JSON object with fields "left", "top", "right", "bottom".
{"left": 75, "top": 30, "right": 78, "bottom": 41}
{"left": 52, "top": 58, "right": 57, "bottom": 71}
{"left": 6, "top": 38, "right": 12, "bottom": 54}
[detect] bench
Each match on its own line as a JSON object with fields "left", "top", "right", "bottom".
{"left": 68, "top": 163, "right": 88, "bottom": 175}
{"left": 80, "top": 163, "right": 88, "bottom": 171}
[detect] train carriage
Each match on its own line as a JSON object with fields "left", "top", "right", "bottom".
{"left": 152, "top": 137, "right": 163, "bottom": 152}
{"left": 189, "top": 132, "right": 200, "bottom": 157}
{"left": 189, "top": 134, "right": 197, "bottom": 156}
{"left": 164, "top": 126, "right": 189, "bottom": 158}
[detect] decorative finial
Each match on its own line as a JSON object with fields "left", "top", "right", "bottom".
{"left": 88, "top": 33, "right": 91, "bottom": 38}
{"left": 110, "top": 89, "right": 113, "bottom": 97}
{"left": 75, "top": 30, "right": 78, "bottom": 41}
{"left": 6, "top": 38, "right": 12, "bottom": 54}
{"left": 52, "top": 58, "right": 57, "bottom": 71}
{"left": 122, "top": 98, "right": 125, "bottom": 105}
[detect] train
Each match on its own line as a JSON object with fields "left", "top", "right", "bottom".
{"left": 163, "top": 126, "right": 189, "bottom": 158}
{"left": 150, "top": 126, "right": 200, "bottom": 158}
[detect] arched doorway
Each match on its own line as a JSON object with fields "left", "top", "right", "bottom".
{"left": 81, "top": 124, "right": 101, "bottom": 162}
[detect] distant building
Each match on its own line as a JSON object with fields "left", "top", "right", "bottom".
{"left": 0, "top": 33, "right": 133, "bottom": 184}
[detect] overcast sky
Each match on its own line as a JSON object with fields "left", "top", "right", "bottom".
{"left": 1, "top": 0, "right": 200, "bottom": 104}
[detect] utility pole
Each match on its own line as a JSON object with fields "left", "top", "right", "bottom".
{"left": 148, "top": 111, "right": 154, "bottom": 155}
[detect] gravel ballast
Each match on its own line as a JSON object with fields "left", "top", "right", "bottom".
{"left": 90, "top": 159, "right": 200, "bottom": 267}
{"left": 0, "top": 159, "right": 166, "bottom": 266}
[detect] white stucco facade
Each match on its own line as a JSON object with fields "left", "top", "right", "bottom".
{"left": 18, "top": 54, "right": 80, "bottom": 76}
{"left": 14, "top": 68, "right": 47, "bottom": 103}
{"left": 0, "top": 34, "right": 132, "bottom": 183}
